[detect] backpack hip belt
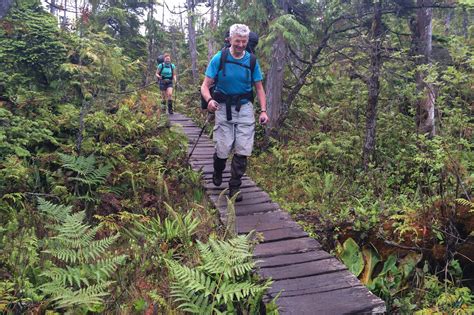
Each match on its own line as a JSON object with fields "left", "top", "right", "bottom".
{"left": 213, "top": 91, "right": 253, "bottom": 121}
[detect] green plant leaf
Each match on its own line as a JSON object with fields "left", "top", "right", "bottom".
{"left": 361, "top": 245, "right": 381, "bottom": 285}
{"left": 338, "top": 238, "right": 364, "bottom": 277}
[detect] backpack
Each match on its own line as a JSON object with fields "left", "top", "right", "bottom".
{"left": 201, "top": 43, "right": 258, "bottom": 109}
{"left": 157, "top": 54, "right": 165, "bottom": 64}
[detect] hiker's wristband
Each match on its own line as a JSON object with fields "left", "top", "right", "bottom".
{"left": 207, "top": 98, "right": 214, "bottom": 104}
{"left": 261, "top": 110, "right": 266, "bottom": 112}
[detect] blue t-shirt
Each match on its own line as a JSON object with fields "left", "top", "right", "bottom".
{"left": 157, "top": 63, "right": 175, "bottom": 79}
{"left": 205, "top": 50, "right": 263, "bottom": 95}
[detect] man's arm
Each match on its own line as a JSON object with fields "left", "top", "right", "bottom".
{"left": 201, "top": 76, "right": 219, "bottom": 112}
{"left": 254, "top": 81, "right": 269, "bottom": 124}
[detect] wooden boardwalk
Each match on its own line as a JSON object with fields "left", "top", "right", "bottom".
{"left": 169, "top": 113, "right": 386, "bottom": 314}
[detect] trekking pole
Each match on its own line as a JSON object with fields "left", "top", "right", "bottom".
{"left": 186, "top": 112, "right": 212, "bottom": 163}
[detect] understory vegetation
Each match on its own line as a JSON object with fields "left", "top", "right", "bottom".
{"left": 1, "top": 0, "right": 473, "bottom": 313}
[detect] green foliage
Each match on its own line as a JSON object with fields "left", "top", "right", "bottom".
{"left": 336, "top": 238, "right": 364, "bottom": 276}
{"left": 38, "top": 198, "right": 126, "bottom": 311}
{"left": 167, "top": 234, "right": 272, "bottom": 314}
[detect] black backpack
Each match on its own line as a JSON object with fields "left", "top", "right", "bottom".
{"left": 200, "top": 48, "right": 257, "bottom": 109}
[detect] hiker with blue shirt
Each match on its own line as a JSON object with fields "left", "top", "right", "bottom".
{"left": 156, "top": 53, "right": 176, "bottom": 114}
{"left": 200, "top": 24, "right": 269, "bottom": 202}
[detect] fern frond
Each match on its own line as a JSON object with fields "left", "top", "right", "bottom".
{"left": 51, "top": 281, "right": 112, "bottom": 309}
{"left": 37, "top": 197, "right": 72, "bottom": 222}
{"left": 455, "top": 198, "right": 474, "bottom": 212}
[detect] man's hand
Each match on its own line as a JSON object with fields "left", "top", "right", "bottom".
{"left": 207, "top": 100, "right": 219, "bottom": 112}
{"left": 259, "top": 111, "right": 269, "bottom": 125}
{"left": 156, "top": 74, "right": 162, "bottom": 80}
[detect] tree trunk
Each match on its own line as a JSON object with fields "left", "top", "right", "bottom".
{"left": 413, "top": 0, "right": 436, "bottom": 138}
{"left": 265, "top": 33, "right": 288, "bottom": 136}
{"left": 186, "top": 0, "right": 198, "bottom": 83}
{"left": 362, "top": 0, "right": 383, "bottom": 169}
{"left": 444, "top": 8, "right": 452, "bottom": 35}
{"left": 0, "top": 0, "right": 14, "bottom": 19}
{"left": 145, "top": 0, "right": 156, "bottom": 85}
{"left": 207, "top": 0, "right": 217, "bottom": 61}
{"left": 462, "top": 7, "right": 468, "bottom": 39}
{"left": 50, "top": 0, "right": 56, "bottom": 15}
{"left": 216, "top": 0, "right": 221, "bottom": 26}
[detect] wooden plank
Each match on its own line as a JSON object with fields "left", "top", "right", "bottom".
{"left": 214, "top": 195, "right": 272, "bottom": 207}
{"left": 259, "top": 257, "right": 346, "bottom": 281}
{"left": 258, "top": 250, "right": 331, "bottom": 268}
{"left": 256, "top": 227, "right": 308, "bottom": 243}
{"left": 266, "top": 270, "right": 360, "bottom": 297}
{"left": 230, "top": 202, "right": 281, "bottom": 216}
{"left": 273, "top": 286, "right": 386, "bottom": 314}
{"left": 235, "top": 211, "right": 297, "bottom": 234}
{"left": 206, "top": 186, "right": 262, "bottom": 196}
{"left": 253, "top": 237, "right": 321, "bottom": 258}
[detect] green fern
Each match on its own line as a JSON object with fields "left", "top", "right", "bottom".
{"left": 167, "top": 235, "right": 272, "bottom": 314}
{"left": 37, "top": 198, "right": 126, "bottom": 310}
{"left": 58, "top": 152, "right": 112, "bottom": 187}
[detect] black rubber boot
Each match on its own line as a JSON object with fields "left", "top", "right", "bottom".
{"left": 213, "top": 153, "right": 227, "bottom": 186}
{"left": 167, "top": 100, "right": 173, "bottom": 114}
{"left": 229, "top": 154, "right": 247, "bottom": 202}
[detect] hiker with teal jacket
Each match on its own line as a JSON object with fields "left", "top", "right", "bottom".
{"left": 156, "top": 53, "right": 177, "bottom": 114}
{"left": 201, "top": 24, "right": 269, "bottom": 202}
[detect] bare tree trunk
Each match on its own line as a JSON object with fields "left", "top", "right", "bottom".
{"left": 179, "top": 6, "right": 184, "bottom": 34}
{"left": 363, "top": 0, "right": 383, "bottom": 169}
{"left": 145, "top": 0, "right": 156, "bottom": 85}
{"left": 162, "top": 0, "right": 165, "bottom": 25}
{"left": 62, "top": 0, "right": 67, "bottom": 29}
{"left": 444, "top": 8, "right": 452, "bottom": 35}
{"left": 216, "top": 0, "right": 221, "bottom": 26}
{"left": 413, "top": 0, "right": 436, "bottom": 137}
{"left": 207, "top": 0, "right": 217, "bottom": 61}
{"left": 186, "top": 0, "right": 198, "bottom": 83}
{"left": 0, "top": 0, "right": 14, "bottom": 19}
{"left": 462, "top": 7, "right": 468, "bottom": 39}
{"left": 50, "top": 0, "right": 56, "bottom": 15}
{"left": 265, "top": 34, "right": 288, "bottom": 136}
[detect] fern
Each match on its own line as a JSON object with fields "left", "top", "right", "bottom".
{"left": 58, "top": 152, "right": 112, "bottom": 188}
{"left": 455, "top": 198, "right": 474, "bottom": 213}
{"left": 37, "top": 198, "right": 126, "bottom": 310}
{"left": 167, "top": 235, "right": 272, "bottom": 314}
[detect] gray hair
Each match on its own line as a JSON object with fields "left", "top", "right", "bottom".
{"left": 229, "top": 24, "right": 250, "bottom": 38}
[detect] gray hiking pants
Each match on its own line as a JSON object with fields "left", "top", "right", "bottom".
{"left": 213, "top": 101, "right": 255, "bottom": 159}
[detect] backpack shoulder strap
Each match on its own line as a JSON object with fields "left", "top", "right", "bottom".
{"left": 158, "top": 63, "right": 165, "bottom": 75}
{"left": 249, "top": 53, "right": 256, "bottom": 85}
{"left": 218, "top": 48, "right": 229, "bottom": 78}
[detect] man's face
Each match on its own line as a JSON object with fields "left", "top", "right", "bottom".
{"left": 230, "top": 35, "right": 248, "bottom": 54}
{"left": 165, "top": 56, "right": 171, "bottom": 63}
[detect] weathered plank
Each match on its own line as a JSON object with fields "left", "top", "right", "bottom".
{"left": 235, "top": 211, "right": 298, "bottom": 234}
{"left": 255, "top": 227, "right": 308, "bottom": 243}
{"left": 259, "top": 257, "right": 347, "bottom": 280}
{"left": 258, "top": 250, "right": 331, "bottom": 268}
{"left": 266, "top": 270, "right": 360, "bottom": 297}
{"left": 254, "top": 238, "right": 321, "bottom": 258}
{"left": 274, "top": 286, "right": 386, "bottom": 314}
